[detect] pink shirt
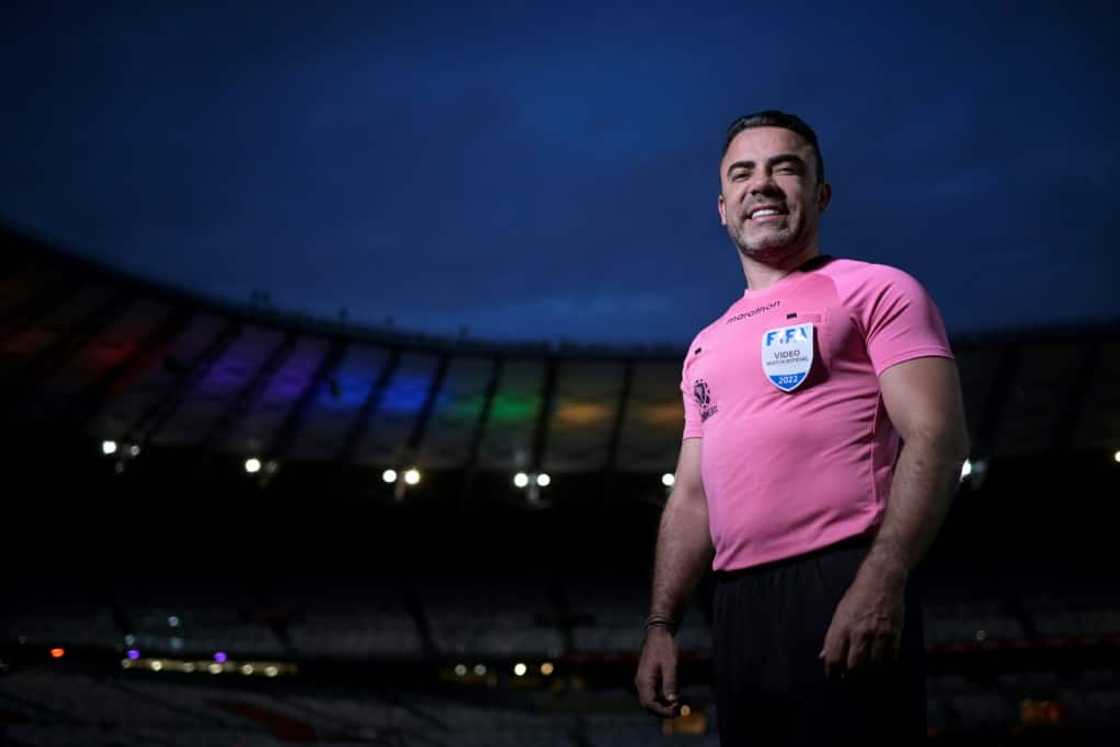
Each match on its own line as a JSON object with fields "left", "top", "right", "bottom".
{"left": 681, "top": 257, "right": 954, "bottom": 571}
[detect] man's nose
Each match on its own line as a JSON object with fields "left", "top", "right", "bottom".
{"left": 748, "top": 171, "right": 781, "bottom": 195}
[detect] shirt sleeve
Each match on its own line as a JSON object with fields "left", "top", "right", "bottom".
{"left": 861, "top": 266, "right": 954, "bottom": 376}
{"left": 681, "top": 335, "right": 704, "bottom": 439}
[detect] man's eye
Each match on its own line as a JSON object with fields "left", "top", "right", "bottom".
{"left": 732, "top": 172, "right": 749, "bottom": 181}
{"left": 776, "top": 166, "right": 797, "bottom": 174}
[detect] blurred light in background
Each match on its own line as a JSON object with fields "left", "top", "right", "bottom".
{"left": 536, "top": 473, "right": 551, "bottom": 487}
{"left": 126, "top": 649, "right": 140, "bottom": 660}
{"left": 473, "top": 664, "right": 487, "bottom": 676}
{"left": 513, "top": 472, "right": 529, "bottom": 488}
{"left": 404, "top": 468, "right": 421, "bottom": 485}
{"left": 662, "top": 472, "right": 675, "bottom": 487}
{"left": 513, "top": 662, "right": 527, "bottom": 677}
{"left": 244, "top": 458, "right": 261, "bottom": 474}
{"left": 382, "top": 468, "right": 397, "bottom": 483}
{"left": 540, "top": 662, "right": 554, "bottom": 676}
{"left": 214, "top": 652, "right": 228, "bottom": 663}
{"left": 454, "top": 663, "right": 467, "bottom": 676}
{"left": 49, "top": 647, "right": 64, "bottom": 659}
{"left": 101, "top": 440, "right": 117, "bottom": 455}
{"left": 961, "top": 459, "right": 973, "bottom": 479}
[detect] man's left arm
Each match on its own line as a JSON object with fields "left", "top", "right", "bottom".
{"left": 820, "top": 356, "right": 969, "bottom": 677}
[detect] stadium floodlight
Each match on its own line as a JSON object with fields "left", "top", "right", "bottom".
{"left": 473, "top": 663, "right": 487, "bottom": 676}
{"left": 513, "top": 662, "right": 527, "bottom": 677}
{"left": 245, "top": 458, "right": 262, "bottom": 474}
{"left": 513, "top": 472, "right": 530, "bottom": 488}
{"left": 454, "top": 663, "right": 467, "bottom": 676}
{"left": 536, "top": 473, "right": 551, "bottom": 487}
{"left": 662, "top": 472, "right": 676, "bottom": 487}
{"left": 960, "top": 459, "right": 972, "bottom": 480}
{"left": 382, "top": 469, "right": 398, "bottom": 483}
{"left": 404, "top": 468, "right": 421, "bottom": 485}
{"left": 101, "top": 440, "right": 117, "bottom": 456}
{"left": 1114, "top": 450, "right": 1120, "bottom": 464}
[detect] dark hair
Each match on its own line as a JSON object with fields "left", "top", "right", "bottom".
{"left": 722, "top": 110, "right": 825, "bottom": 184}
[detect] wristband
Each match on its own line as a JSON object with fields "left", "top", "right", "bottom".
{"left": 644, "top": 614, "right": 679, "bottom": 634}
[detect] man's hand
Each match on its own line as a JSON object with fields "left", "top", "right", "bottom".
{"left": 635, "top": 627, "right": 681, "bottom": 718}
{"left": 820, "top": 555, "right": 907, "bottom": 678}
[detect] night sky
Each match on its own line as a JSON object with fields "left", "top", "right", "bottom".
{"left": 4, "top": 1, "right": 1118, "bottom": 346}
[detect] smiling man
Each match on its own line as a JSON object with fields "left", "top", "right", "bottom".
{"left": 635, "top": 111, "right": 969, "bottom": 744}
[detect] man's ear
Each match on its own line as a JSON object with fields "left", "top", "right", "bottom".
{"left": 817, "top": 181, "right": 832, "bottom": 212}
{"left": 717, "top": 193, "right": 727, "bottom": 226}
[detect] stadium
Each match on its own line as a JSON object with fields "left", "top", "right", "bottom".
{"left": 2, "top": 223, "right": 1118, "bottom": 745}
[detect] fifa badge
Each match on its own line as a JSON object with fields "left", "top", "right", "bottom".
{"left": 761, "top": 323, "right": 814, "bottom": 392}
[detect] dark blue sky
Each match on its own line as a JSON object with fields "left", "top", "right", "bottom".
{"left": 4, "top": 1, "right": 1118, "bottom": 345}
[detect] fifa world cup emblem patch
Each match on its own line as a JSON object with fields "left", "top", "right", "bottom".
{"left": 693, "top": 378, "right": 719, "bottom": 421}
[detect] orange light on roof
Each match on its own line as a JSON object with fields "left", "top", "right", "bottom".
{"left": 50, "top": 647, "right": 65, "bottom": 659}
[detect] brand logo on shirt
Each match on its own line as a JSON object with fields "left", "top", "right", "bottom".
{"left": 693, "top": 378, "right": 719, "bottom": 421}
{"left": 726, "top": 300, "right": 780, "bottom": 325}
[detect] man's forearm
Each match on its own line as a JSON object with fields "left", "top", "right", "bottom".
{"left": 648, "top": 490, "right": 715, "bottom": 623}
{"left": 865, "top": 433, "right": 967, "bottom": 578}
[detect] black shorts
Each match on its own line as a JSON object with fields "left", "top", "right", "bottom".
{"left": 712, "top": 535, "right": 926, "bottom": 746}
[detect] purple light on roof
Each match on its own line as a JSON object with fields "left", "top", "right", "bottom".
{"left": 126, "top": 649, "right": 140, "bottom": 660}
{"left": 214, "top": 652, "right": 227, "bottom": 663}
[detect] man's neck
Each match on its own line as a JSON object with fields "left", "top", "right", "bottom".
{"left": 740, "top": 245, "right": 820, "bottom": 292}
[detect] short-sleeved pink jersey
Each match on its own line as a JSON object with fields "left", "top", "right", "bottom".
{"left": 681, "top": 257, "right": 954, "bottom": 571}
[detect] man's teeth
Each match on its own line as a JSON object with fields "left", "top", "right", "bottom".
{"left": 751, "top": 209, "right": 781, "bottom": 219}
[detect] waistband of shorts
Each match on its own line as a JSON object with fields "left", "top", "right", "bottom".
{"left": 713, "top": 533, "right": 874, "bottom": 582}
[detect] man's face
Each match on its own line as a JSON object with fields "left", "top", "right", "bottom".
{"left": 718, "top": 126, "right": 830, "bottom": 263}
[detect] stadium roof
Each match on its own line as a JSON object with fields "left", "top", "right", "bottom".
{"left": 2, "top": 224, "right": 1118, "bottom": 477}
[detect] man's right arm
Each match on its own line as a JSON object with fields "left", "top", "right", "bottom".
{"left": 635, "top": 437, "right": 713, "bottom": 717}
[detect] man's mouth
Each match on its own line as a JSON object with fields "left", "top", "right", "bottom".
{"left": 747, "top": 205, "right": 788, "bottom": 223}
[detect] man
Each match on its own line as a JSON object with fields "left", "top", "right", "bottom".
{"left": 634, "top": 110, "right": 969, "bottom": 744}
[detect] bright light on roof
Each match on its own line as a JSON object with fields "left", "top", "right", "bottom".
{"left": 513, "top": 472, "right": 529, "bottom": 488}
{"left": 513, "top": 662, "right": 527, "bottom": 677}
{"left": 662, "top": 472, "right": 676, "bottom": 487}
{"left": 404, "top": 468, "right": 421, "bottom": 485}
{"left": 536, "top": 473, "right": 551, "bottom": 487}
{"left": 244, "top": 458, "right": 262, "bottom": 474}
{"left": 960, "top": 459, "right": 972, "bottom": 479}
{"left": 101, "top": 440, "right": 117, "bottom": 455}
{"left": 382, "top": 469, "right": 397, "bottom": 483}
